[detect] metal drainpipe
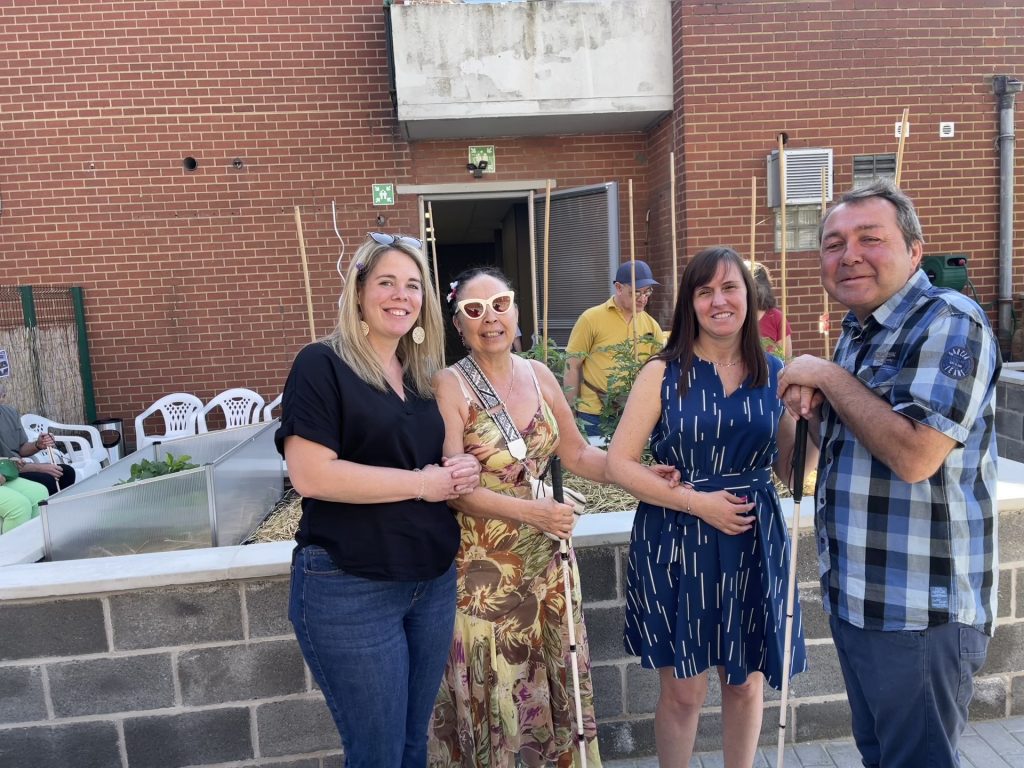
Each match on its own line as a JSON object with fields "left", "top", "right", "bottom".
{"left": 994, "top": 75, "right": 1022, "bottom": 357}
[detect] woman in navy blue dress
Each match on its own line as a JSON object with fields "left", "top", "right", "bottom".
{"left": 608, "top": 247, "right": 816, "bottom": 767}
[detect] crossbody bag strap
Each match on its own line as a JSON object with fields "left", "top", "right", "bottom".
{"left": 453, "top": 356, "right": 528, "bottom": 461}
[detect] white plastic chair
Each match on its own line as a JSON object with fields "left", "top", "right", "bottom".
{"left": 198, "top": 388, "right": 265, "bottom": 433}
{"left": 134, "top": 393, "right": 204, "bottom": 449}
{"left": 263, "top": 393, "right": 282, "bottom": 423}
{"left": 20, "top": 413, "right": 107, "bottom": 479}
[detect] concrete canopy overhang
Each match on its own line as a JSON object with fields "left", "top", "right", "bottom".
{"left": 390, "top": 0, "right": 673, "bottom": 141}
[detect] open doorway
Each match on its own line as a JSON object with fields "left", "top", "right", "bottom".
{"left": 423, "top": 193, "right": 535, "bottom": 363}
{"left": 419, "top": 183, "right": 620, "bottom": 363}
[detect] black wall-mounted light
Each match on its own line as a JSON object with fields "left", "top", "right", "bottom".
{"left": 466, "top": 159, "right": 488, "bottom": 179}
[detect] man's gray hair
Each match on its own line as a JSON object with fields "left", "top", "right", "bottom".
{"left": 819, "top": 179, "right": 925, "bottom": 249}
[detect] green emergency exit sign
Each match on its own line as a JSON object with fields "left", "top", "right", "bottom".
{"left": 468, "top": 146, "right": 495, "bottom": 173}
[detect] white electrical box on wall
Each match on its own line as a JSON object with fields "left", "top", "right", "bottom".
{"left": 894, "top": 122, "right": 910, "bottom": 138}
{"left": 939, "top": 122, "right": 955, "bottom": 138}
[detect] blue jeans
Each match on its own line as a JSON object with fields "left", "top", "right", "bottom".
{"left": 577, "top": 412, "right": 602, "bottom": 438}
{"left": 829, "top": 615, "right": 989, "bottom": 768}
{"left": 289, "top": 545, "right": 457, "bottom": 768}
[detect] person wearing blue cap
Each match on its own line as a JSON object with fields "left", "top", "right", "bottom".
{"left": 564, "top": 260, "right": 663, "bottom": 438}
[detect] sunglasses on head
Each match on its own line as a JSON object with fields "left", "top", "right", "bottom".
{"left": 369, "top": 232, "right": 423, "bottom": 249}
{"left": 456, "top": 290, "right": 515, "bottom": 319}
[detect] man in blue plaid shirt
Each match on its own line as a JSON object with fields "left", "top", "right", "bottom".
{"left": 779, "top": 180, "right": 999, "bottom": 768}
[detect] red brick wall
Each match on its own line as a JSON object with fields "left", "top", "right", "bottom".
{"left": 664, "top": 0, "right": 1024, "bottom": 356}
{"left": 1, "top": 0, "right": 1020, "bottom": 440}
{"left": 0, "top": 1, "right": 648, "bottom": 441}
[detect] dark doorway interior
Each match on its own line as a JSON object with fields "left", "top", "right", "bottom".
{"left": 427, "top": 196, "right": 534, "bottom": 363}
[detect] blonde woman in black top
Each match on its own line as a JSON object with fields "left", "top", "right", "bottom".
{"left": 276, "top": 233, "right": 480, "bottom": 767}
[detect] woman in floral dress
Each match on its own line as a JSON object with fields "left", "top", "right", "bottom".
{"left": 429, "top": 267, "right": 678, "bottom": 767}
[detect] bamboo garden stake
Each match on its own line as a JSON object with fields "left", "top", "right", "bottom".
{"left": 294, "top": 206, "right": 317, "bottom": 342}
{"left": 778, "top": 135, "right": 789, "bottom": 330}
{"left": 542, "top": 180, "right": 552, "bottom": 364}
{"left": 895, "top": 108, "right": 910, "bottom": 187}
{"left": 426, "top": 202, "right": 441, "bottom": 305}
{"left": 528, "top": 191, "right": 540, "bottom": 354}
{"left": 750, "top": 176, "right": 757, "bottom": 269}
{"left": 670, "top": 151, "right": 679, "bottom": 307}
{"left": 820, "top": 168, "right": 831, "bottom": 358}
{"left": 628, "top": 179, "right": 638, "bottom": 358}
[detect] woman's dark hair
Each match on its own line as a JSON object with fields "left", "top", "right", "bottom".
{"left": 654, "top": 246, "right": 767, "bottom": 398}
{"left": 445, "top": 266, "right": 514, "bottom": 316}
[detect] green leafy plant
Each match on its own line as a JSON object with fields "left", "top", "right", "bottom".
{"left": 595, "top": 333, "right": 661, "bottom": 441}
{"left": 519, "top": 338, "right": 573, "bottom": 380}
{"left": 520, "top": 339, "right": 588, "bottom": 433}
{"left": 117, "top": 453, "right": 198, "bottom": 484}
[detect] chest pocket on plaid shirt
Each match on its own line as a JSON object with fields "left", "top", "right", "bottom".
{"left": 859, "top": 362, "right": 900, "bottom": 398}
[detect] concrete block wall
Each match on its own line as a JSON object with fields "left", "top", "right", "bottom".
{"left": 576, "top": 507, "right": 1024, "bottom": 761}
{"left": 2, "top": 509, "right": 1023, "bottom": 766}
{"left": 0, "top": 580, "right": 344, "bottom": 768}
{"left": 998, "top": 376, "right": 1024, "bottom": 463}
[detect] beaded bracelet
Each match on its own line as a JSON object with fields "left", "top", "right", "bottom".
{"left": 413, "top": 468, "right": 425, "bottom": 501}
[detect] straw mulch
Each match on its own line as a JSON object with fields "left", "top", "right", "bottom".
{"left": 247, "top": 489, "right": 303, "bottom": 544}
{"left": 245, "top": 469, "right": 814, "bottom": 546}
{"left": 246, "top": 474, "right": 633, "bottom": 545}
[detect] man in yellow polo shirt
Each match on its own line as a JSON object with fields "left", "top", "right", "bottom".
{"left": 564, "top": 260, "right": 664, "bottom": 438}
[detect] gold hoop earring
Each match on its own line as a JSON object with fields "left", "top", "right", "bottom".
{"left": 411, "top": 326, "right": 425, "bottom": 345}
{"left": 360, "top": 320, "right": 369, "bottom": 337}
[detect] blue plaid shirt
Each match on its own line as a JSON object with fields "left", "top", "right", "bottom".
{"left": 815, "top": 269, "right": 1000, "bottom": 635}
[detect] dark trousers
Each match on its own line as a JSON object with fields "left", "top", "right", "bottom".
{"left": 21, "top": 464, "right": 76, "bottom": 495}
{"left": 829, "top": 614, "right": 989, "bottom": 768}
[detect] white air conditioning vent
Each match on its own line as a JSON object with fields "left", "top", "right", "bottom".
{"left": 766, "top": 148, "right": 833, "bottom": 207}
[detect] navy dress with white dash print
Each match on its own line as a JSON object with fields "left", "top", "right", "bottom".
{"left": 624, "top": 355, "right": 807, "bottom": 689}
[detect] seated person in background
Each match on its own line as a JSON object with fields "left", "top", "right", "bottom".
{"left": 0, "top": 400, "right": 76, "bottom": 495}
{"left": 0, "top": 461, "right": 48, "bottom": 534}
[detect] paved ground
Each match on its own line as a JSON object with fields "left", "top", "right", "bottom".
{"left": 605, "top": 714, "right": 1024, "bottom": 767}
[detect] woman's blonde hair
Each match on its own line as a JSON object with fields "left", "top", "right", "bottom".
{"left": 745, "top": 260, "right": 778, "bottom": 311}
{"left": 326, "top": 235, "right": 444, "bottom": 398}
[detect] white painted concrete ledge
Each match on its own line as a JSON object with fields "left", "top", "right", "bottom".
{"left": 2, "top": 459, "right": 1022, "bottom": 602}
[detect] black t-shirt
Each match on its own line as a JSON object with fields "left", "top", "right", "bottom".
{"left": 274, "top": 342, "right": 459, "bottom": 581}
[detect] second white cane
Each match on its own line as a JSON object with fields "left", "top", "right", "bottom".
{"left": 550, "top": 455, "right": 587, "bottom": 768}
{"left": 777, "top": 417, "right": 809, "bottom": 767}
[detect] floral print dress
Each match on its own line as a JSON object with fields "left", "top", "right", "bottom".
{"left": 429, "top": 359, "right": 602, "bottom": 768}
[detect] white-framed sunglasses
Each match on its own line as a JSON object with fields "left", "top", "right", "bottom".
{"left": 456, "top": 290, "right": 515, "bottom": 319}
{"left": 368, "top": 232, "right": 423, "bottom": 249}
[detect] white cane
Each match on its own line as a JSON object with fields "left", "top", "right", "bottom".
{"left": 777, "top": 417, "right": 808, "bottom": 767}
{"left": 44, "top": 435, "right": 61, "bottom": 492}
{"left": 551, "top": 456, "right": 587, "bottom": 768}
